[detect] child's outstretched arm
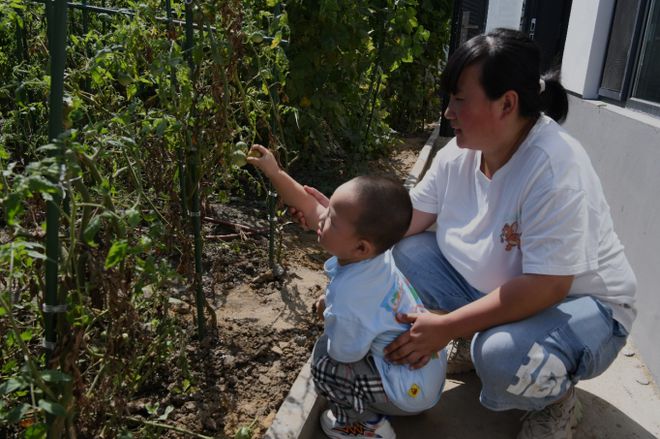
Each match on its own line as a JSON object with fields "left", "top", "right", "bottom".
{"left": 247, "top": 144, "right": 325, "bottom": 228}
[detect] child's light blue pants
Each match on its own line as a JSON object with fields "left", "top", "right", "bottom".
{"left": 393, "top": 232, "right": 627, "bottom": 411}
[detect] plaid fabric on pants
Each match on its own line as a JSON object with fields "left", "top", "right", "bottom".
{"left": 311, "top": 334, "right": 393, "bottom": 425}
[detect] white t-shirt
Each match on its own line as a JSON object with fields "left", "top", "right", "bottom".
{"left": 323, "top": 250, "right": 446, "bottom": 413}
{"left": 410, "top": 115, "right": 637, "bottom": 332}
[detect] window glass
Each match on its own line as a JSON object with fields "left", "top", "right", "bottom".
{"left": 599, "top": 0, "right": 644, "bottom": 99}
{"left": 633, "top": 0, "right": 660, "bottom": 104}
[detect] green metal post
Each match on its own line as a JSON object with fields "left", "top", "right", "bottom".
{"left": 101, "top": 0, "right": 107, "bottom": 33}
{"left": 166, "top": 0, "right": 188, "bottom": 218}
{"left": 44, "top": 0, "right": 67, "bottom": 364}
{"left": 184, "top": 1, "right": 206, "bottom": 339}
{"left": 81, "top": 0, "right": 90, "bottom": 92}
{"left": 82, "top": 0, "right": 89, "bottom": 32}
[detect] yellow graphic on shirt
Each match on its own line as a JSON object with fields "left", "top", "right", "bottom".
{"left": 407, "top": 383, "right": 421, "bottom": 398}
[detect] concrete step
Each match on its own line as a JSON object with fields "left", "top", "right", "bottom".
{"left": 266, "top": 340, "right": 660, "bottom": 438}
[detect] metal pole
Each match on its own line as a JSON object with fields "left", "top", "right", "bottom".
{"left": 44, "top": 0, "right": 67, "bottom": 364}
{"left": 184, "top": 1, "right": 206, "bottom": 339}
{"left": 82, "top": 0, "right": 90, "bottom": 92}
{"left": 167, "top": 0, "right": 188, "bottom": 218}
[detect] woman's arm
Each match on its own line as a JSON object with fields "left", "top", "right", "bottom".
{"left": 405, "top": 209, "right": 437, "bottom": 237}
{"left": 384, "top": 273, "right": 574, "bottom": 368}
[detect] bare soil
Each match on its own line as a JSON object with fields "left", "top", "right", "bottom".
{"left": 130, "top": 130, "right": 430, "bottom": 438}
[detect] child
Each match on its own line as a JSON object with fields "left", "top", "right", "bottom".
{"left": 248, "top": 145, "right": 446, "bottom": 439}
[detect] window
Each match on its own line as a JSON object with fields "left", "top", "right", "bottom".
{"left": 599, "top": 0, "right": 660, "bottom": 116}
{"left": 631, "top": 1, "right": 660, "bottom": 108}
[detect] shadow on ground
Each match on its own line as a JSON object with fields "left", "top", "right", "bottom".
{"left": 304, "top": 372, "right": 657, "bottom": 439}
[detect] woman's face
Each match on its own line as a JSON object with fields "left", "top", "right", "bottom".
{"left": 444, "top": 63, "right": 502, "bottom": 151}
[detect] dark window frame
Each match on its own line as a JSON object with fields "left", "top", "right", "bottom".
{"left": 599, "top": 0, "right": 660, "bottom": 117}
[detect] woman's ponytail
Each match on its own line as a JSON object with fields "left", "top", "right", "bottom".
{"left": 540, "top": 68, "right": 569, "bottom": 123}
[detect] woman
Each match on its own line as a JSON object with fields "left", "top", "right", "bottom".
{"left": 297, "top": 28, "right": 636, "bottom": 438}
{"left": 383, "top": 28, "right": 636, "bottom": 438}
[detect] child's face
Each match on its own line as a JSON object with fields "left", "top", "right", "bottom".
{"left": 317, "top": 181, "right": 366, "bottom": 264}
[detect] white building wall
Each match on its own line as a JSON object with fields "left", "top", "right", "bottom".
{"left": 485, "top": 0, "right": 524, "bottom": 32}
{"left": 563, "top": 97, "right": 660, "bottom": 384}
{"left": 561, "top": 0, "right": 616, "bottom": 98}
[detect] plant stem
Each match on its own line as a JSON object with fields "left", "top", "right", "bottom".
{"left": 123, "top": 416, "right": 222, "bottom": 439}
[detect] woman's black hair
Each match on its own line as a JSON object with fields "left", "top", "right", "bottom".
{"left": 441, "top": 28, "right": 568, "bottom": 123}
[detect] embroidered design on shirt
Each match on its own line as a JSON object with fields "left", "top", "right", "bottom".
{"left": 380, "top": 281, "right": 403, "bottom": 313}
{"left": 500, "top": 221, "right": 521, "bottom": 251}
{"left": 402, "top": 275, "right": 422, "bottom": 303}
{"left": 407, "top": 383, "right": 421, "bottom": 398}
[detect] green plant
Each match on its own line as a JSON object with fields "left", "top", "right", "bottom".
{"left": 0, "top": 0, "right": 453, "bottom": 436}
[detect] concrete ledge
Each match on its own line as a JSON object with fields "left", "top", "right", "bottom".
{"left": 403, "top": 120, "right": 445, "bottom": 191}
{"left": 264, "top": 359, "right": 322, "bottom": 438}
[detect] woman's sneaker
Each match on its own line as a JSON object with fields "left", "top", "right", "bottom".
{"left": 446, "top": 336, "right": 475, "bottom": 374}
{"left": 320, "top": 410, "right": 396, "bottom": 439}
{"left": 517, "top": 386, "right": 583, "bottom": 439}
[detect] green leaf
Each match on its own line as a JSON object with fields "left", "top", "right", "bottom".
{"left": 25, "top": 423, "right": 48, "bottom": 439}
{"left": 26, "top": 250, "right": 47, "bottom": 260}
{"left": 158, "top": 405, "right": 174, "bottom": 421}
{"left": 0, "top": 378, "right": 26, "bottom": 395}
{"left": 5, "top": 192, "right": 22, "bottom": 225}
{"left": 125, "top": 208, "right": 141, "bottom": 228}
{"left": 38, "top": 399, "right": 67, "bottom": 417}
{"left": 0, "top": 306, "right": 6, "bottom": 317}
{"left": 83, "top": 215, "right": 102, "bottom": 246}
{"left": 105, "top": 240, "right": 128, "bottom": 269}
{"left": 1, "top": 358, "right": 17, "bottom": 374}
{"left": 7, "top": 403, "right": 30, "bottom": 423}
{"left": 40, "top": 370, "right": 72, "bottom": 383}
{"left": 271, "top": 31, "right": 282, "bottom": 48}
{"left": 154, "top": 118, "right": 167, "bottom": 137}
{"left": 20, "top": 330, "right": 33, "bottom": 342}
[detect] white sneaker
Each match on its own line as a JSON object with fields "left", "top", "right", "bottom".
{"left": 517, "top": 387, "right": 583, "bottom": 439}
{"left": 446, "top": 336, "right": 474, "bottom": 374}
{"left": 320, "top": 410, "right": 396, "bottom": 439}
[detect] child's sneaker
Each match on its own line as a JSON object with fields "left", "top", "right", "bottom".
{"left": 320, "top": 410, "right": 396, "bottom": 439}
{"left": 446, "top": 336, "right": 474, "bottom": 374}
{"left": 517, "top": 386, "right": 583, "bottom": 438}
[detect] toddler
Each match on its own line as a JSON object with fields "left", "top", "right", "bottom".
{"left": 248, "top": 145, "right": 446, "bottom": 439}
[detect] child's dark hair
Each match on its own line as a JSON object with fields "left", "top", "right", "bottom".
{"left": 351, "top": 176, "right": 412, "bottom": 254}
{"left": 441, "top": 28, "right": 568, "bottom": 123}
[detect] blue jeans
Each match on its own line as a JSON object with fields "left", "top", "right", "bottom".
{"left": 393, "top": 232, "right": 628, "bottom": 411}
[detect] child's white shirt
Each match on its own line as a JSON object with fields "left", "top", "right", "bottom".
{"left": 323, "top": 250, "right": 446, "bottom": 413}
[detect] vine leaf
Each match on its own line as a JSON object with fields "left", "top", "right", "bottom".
{"left": 105, "top": 239, "right": 128, "bottom": 269}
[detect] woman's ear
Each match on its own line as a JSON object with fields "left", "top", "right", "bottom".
{"left": 499, "top": 90, "right": 519, "bottom": 119}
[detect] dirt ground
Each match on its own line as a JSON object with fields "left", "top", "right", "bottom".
{"left": 132, "top": 130, "right": 431, "bottom": 438}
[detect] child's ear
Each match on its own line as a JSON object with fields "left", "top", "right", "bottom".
{"left": 355, "top": 239, "right": 375, "bottom": 258}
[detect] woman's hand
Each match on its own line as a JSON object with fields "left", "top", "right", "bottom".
{"left": 247, "top": 144, "right": 279, "bottom": 177}
{"left": 384, "top": 312, "right": 451, "bottom": 370}
{"left": 289, "top": 186, "right": 329, "bottom": 230}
